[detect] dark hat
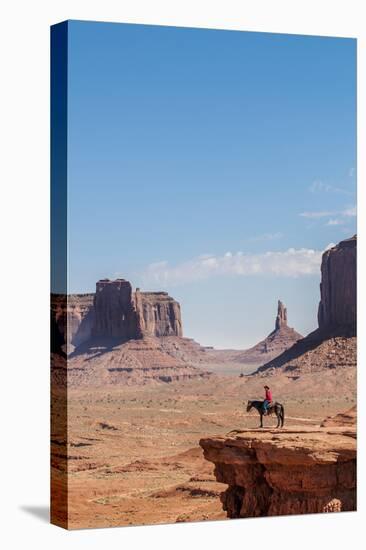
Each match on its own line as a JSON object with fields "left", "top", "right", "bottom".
{"left": 264, "top": 385, "right": 270, "bottom": 389}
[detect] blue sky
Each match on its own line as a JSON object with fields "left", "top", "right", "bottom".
{"left": 67, "top": 21, "right": 356, "bottom": 348}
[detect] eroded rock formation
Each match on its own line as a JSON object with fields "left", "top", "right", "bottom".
{"left": 257, "top": 235, "right": 357, "bottom": 374}
{"left": 139, "top": 291, "right": 182, "bottom": 337}
{"left": 234, "top": 300, "right": 302, "bottom": 364}
{"left": 318, "top": 236, "right": 356, "bottom": 335}
{"left": 200, "top": 426, "right": 356, "bottom": 517}
{"left": 93, "top": 279, "right": 183, "bottom": 340}
{"left": 275, "top": 300, "right": 287, "bottom": 330}
{"left": 51, "top": 294, "right": 95, "bottom": 355}
{"left": 53, "top": 336, "right": 212, "bottom": 387}
{"left": 93, "top": 279, "right": 143, "bottom": 340}
{"left": 255, "top": 332, "right": 356, "bottom": 376}
{"left": 51, "top": 278, "right": 183, "bottom": 353}
{"left": 51, "top": 279, "right": 210, "bottom": 385}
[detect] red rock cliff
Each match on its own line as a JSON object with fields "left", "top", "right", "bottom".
{"left": 200, "top": 426, "right": 356, "bottom": 518}
{"left": 51, "top": 294, "right": 95, "bottom": 355}
{"left": 138, "top": 291, "right": 183, "bottom": 337}
{"left": 51, "top": 278, "right": 183, "bottom": 352}
{"left": 93, "top": 280, "right": 183, "bottom": 340}
{"left": 93, "top": 279, "right": 143, "bottom": 340}
{"left": 318, "top": 236, "right": 356, "bottom": 335}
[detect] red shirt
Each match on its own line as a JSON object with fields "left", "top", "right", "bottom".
{"left": 265, "top": 389, "right": 273, "bottom": 401}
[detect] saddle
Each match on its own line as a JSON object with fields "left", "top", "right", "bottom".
{"left": 263, "top": 401, "right": 273, "bottom": 415}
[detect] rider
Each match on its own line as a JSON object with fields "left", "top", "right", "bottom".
{"left": 262, "top": 385, "right": 273, "bottom": 415}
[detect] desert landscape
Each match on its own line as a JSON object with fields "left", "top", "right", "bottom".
{"left": 51, "top": 235, "right": 357, "bottom": 528}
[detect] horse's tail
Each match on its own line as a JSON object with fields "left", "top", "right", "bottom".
{"left": 281, "top": 404, "right": 285, "bottom": 427}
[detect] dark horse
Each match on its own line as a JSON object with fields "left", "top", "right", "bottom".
{"left": 246, "top": 400, "right": 285, "bottom": 428}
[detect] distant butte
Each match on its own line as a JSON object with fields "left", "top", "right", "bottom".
{"left": 51, "top": 278, "right": 213, "bottom": 386}
{"left": 51, "top": 278, "right": 183, "bottom": 355}
{"left": 232, "top": 300, "right": 303, "bottom": 364}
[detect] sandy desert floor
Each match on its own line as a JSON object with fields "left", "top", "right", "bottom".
{"left": 51, "top": 362, "right": 356, "bottom": 529}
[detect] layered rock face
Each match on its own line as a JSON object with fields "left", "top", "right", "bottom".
{"left": 51, "top": 294, "right": 95, "bottom": 355}
{"left": 138, "top": 291, "right": 182, "bottom": 337}
{"left": 234, "top": 300, "right": 302, "bottom": 364}
{"left": 93, "top": 279, "right": 143, "bottom": 340}
{"left": 200, "top": 426, "right": 356, "bottom": 518}
{"left": 59, "top": 336, "right": 212, "bottom": 387}
{"left": 51, "top": 279, "right": 183, "bottom": 353}
{"left": 318, "top": 236, "right": 356, "bottom": 335}
{"left": 93, "top": 280, "right": 183, "bottom": 340}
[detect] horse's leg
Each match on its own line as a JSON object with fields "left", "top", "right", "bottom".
{"left": 276, "top": 412, "right": 280, "bottom": 428}
{"left": 275, "top": 406, "right": 280, "bottom": 428}
{"left": 260, "top": 413, "right": 263, "bottom": 428}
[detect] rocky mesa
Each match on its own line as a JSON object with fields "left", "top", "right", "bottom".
{"left": 199, "top": 424, "right": 356, "bottom": 518}
{"left": 51, "top": 279, "right": 212, "bottom": 387}
{"left": 51, "top": 278, "right": 183, "bottom": 354}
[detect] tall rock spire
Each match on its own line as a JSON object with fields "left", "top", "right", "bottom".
{"left": 275, "top": 300, "right": 288, "bottom": 330}
{"left": 236, "top": 300, "right": 302, "bottom": 363}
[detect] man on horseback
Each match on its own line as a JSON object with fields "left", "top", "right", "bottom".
{"left": 246, "top": 394, "right": 284, "bottom": 428}
{"left": 262, "top": 385, "right": 273, "bottom": 415}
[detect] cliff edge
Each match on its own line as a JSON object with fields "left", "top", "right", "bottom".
{"left": 318, "top": 236, "right": 356, "bottom": 334}
{"left": 200, "top": 426, "right": 356, "bottom": 518}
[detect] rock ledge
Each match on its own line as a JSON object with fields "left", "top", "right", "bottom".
{"left": 199, "top": 426, "right": 356, "bottom": 517}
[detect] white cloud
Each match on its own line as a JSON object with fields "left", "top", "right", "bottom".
{"left": 326, "top": 219, "right": 345, "bottom": 226}
{"left": 300, "top": 205, "right": 356, "bottom": 220}
{"left": 142, "top": 246, "right": 327, "bottom": 286}
{"left": 308, "top": 180, "right": 353, "bottom": 196}
{"left": 300, "top": 210, "right": 334, "bottom": 218}
{"left": 309, "top": 180, "right": 331, "bottom": 193}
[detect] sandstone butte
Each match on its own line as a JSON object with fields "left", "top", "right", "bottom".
{"left": 318, "top": 235, "right": 357, "bottom": 332}
{"left": 51, "top": 279, "right": 213, "bottom": 387}
{"left": 199, "top": 422, "right": 356, "bottom": 518}
{"left": 51, "top": 278, "right": 183, "bottom": 355}
{"left": 231, "top": 299, "right": 303, "bottom": 364}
